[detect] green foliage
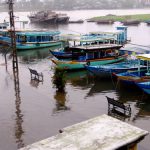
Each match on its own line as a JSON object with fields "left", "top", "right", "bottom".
{"left": 90, "top": 14, "right": 150, "bottom": 22}
{"left": 52, "top": 67, "right": 66, "bottom": 92}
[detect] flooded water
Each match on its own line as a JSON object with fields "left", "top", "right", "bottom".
{"left": 0, "top": 9, "right": 150, "bottom": 150}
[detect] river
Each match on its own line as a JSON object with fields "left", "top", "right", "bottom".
{"left": 0, "top": 9, "right": 150, "bottom": 150}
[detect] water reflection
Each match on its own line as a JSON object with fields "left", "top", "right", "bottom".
{"left": 17, "top": 46, "right": 60, "bottom": 63}
{"left": 13, "top": 69, "right": 24, "bottom": 148}
{"left": 86, "top": 78, "right": 115, "bottom": 97}
{"left": 30, "top": 78, "right": 43, "bottom": 88}
{"left": 108, "top": 109, "right": 130, "bottom": 122}
{"left": 53, "top": 91, "right": 70, "bottom": 114}
{"left": 29, "top": 23, "right": 59, "bottom": 30}
{"left": 135, "top": 99, "right": 150, "bottom": 118}
{"left": 66, "top": 70, "right": 94, "bottom": 89}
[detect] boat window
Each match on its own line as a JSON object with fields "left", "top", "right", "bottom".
{"left": 94, "top": 52, "right": 99, "bottom": 59}
{"left": 37, "top": 36, "right": 41, "bottom": 42}
{"left": 16, "top": 35, "right": 20, "bottom": 42}
{"left": 49, "top": 36, "right": 53, "bottom": 41}
{"left": 29, "top": 36, "right": 36, "bottom": 42}
{"left": 42, "top": 36, "right": 46, "bottom": 41}
{"left": 86, "top": 52, "right": 94, "bottom": 60}
{"left": 20, "top": 35, "right": 27, "bottom": 43}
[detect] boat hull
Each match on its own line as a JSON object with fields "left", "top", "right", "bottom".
{"left": 136, "top": 82, "right": 150, "bottom": 94}
{"left": 16, "top": 42, "right": 62, "bottom": 50}
{"left": 85, "top": 62, "right": 147, "bottom": 77}
{"left": 115, "top": 69, "right": 149, "bottom": 86}
{"left": 50, "top": 50, "right": 73, "bottom": 59}
{"left": 51, "top": 56, "right": 126, "bottom": 70}
{"left": 29, "top": 17, "right": 57, "bottom": 24}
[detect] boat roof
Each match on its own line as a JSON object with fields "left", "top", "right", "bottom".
{"left": 73, "top": 44, "right": 122, "bottom": 51}
{"left": 19, "top": 114, "right": 148, "bottom": 150}
{"left": 16, "top": 31, "right": 60, "bottom": 36}
{"left": 90, "top": 30, "right": 123, "bottom": 35}
{"left": 61, "top": 34, "right": 116, "bottom": 42}
{"left": 136, "top": 54, "right": 150, "bottom": 60}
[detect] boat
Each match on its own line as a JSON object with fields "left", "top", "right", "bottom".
{"left": 49, "top": 49, "right": 73, "bottom": 59}
{"left": 50, "top": 32, "right": 126, "bottom": 60}
{"left": 84, "top": 58, "right": 147, "bottom": 77}
{"left": 69, "top": 19, "right": 84, "bottom": 23}
{"left": 51, "top": 44, "right": 127, "bottom": 70}
{"left": 28, "top": 11, "right": 69, "bottom": 24}
{"left": 114, "top": 69, "right": 149, "bottom": 86}
{"left": 56, "top": 13, "right": 69, "bottom": 23}
{"left": 122, "top": 20, "right": 140, "bottom": 26}
{"left": 136, "top": 81, "right": 150, "bottom": 95}
{"left": 115, "top": 54, "right": 150, "bottom": 86}
{"left": 0, "top": 30, "right": 62, "bottom": 50}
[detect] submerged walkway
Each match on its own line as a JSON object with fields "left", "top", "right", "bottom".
{"left": 20, "top": 114, "right": 148, "bottom": 150}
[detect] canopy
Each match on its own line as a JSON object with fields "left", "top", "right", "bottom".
{"left": 136, "top": 54, "right": 150, "bottom": 60}
{"left": 16, "top": 31, "right": 60, "bottom": 36}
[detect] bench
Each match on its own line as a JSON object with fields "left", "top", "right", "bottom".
{"left": 106, "top": 96, "right": 131, "bottom": 116}
{"left": 28, "top": 68, "right": 43, "bottom": 81}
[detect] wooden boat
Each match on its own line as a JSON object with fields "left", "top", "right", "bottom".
{"left": 84, "top": 60, "right": 147, "bottom": 77}
{"left": 49, "top": 50, "right": 73, "bottom": 59}
{"left": 115, "top": 69, "right": 149, "bottom": 85}
{"left": 122, "top": 20, "right": 140, "bottom": 26}
{"left": 0, "top": 30, "right": 62, "bottom": 50}
{"left": 51, "top": 44, "right": 127, "bottom": 70}
{"left": 115, "top": 54, "right": 150, "bottom": 86}
{"left": 50, "top": 33, "right": 124, "bottom": 60}
{"left": 69, "top": 19, "right": 84, "bottom": 23}
{"left": 28, "top": 11, "right": 69, "bottom": 24}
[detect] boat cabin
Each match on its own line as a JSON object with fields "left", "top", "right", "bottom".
{"left": 16, "top": 31, "right": 60, "bottom": 43}
{"left": 68, "top": 43, "right": 123, "bottom": 61}
{"left": 90, "top": 25, "right": 128, "bottom": 44}
{"left": 61, "top": 34, "right": 117, "bottom": 46}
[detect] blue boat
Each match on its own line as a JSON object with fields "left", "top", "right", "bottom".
{"left": 49, "top": 49, "right": 73, "bottom": 59}
{"left": 0, "top": 30, "right": 62, "bottom": 50}
{"left": 84, "top": 60, "right": 147, "bottom": 77}
{"left": 51, "top": 44, "right": 128, "bottom": 70}
{"left": 136, "top": 81, "right": 150, "bottom": 95}
{"left": 115, "top": 54, "right": 150, "bottom": 86}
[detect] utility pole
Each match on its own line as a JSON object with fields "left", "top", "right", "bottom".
{"left": 7, "top": 0, "right": 19, "bottom": 73}
{"left": 6, "top": 1, "right": 23, "bottom": 148}
{"left": 7, "top": 0, "right": 20, "bottom": 95}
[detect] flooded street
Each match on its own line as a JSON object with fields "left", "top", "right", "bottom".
{"left": 0, "top": 9, "right": 150, "bottom": 150}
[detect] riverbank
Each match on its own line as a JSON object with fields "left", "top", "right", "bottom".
{"left": 88, "top": 14, "right": 150, "bottom": 24}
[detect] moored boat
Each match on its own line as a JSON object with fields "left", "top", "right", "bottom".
{"left": 28, "top": 10, "right": 69, "bottom": 24}
{"left": 51, "top": 44, "right": 127, "bottom": 70}
{"left": 84, "top": 59, "right": 147, "bottom": 78}
{"left": 69, "top": 19, "right": 84, "bottom": 23}
{"left": 115, "top": 54, "right": 150, "bottom": 86}
{"left": 49, "top": 49, "right": 73, "bottom": 59}
{"left": 0, "top": 30, "right": 62, "bottom": 50}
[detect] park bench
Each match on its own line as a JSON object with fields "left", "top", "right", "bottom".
{"left": 106, "top": 96, "right": 131, "bottom": 116}
{"left": 28, "top": 68, "right": 43, "bottom": 81}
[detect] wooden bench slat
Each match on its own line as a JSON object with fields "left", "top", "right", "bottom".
{"left": 106, "top": 96, "right": 131, "bottom": 116}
